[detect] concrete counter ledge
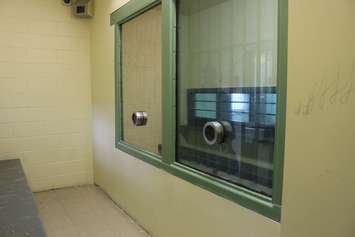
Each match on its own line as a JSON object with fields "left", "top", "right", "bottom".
{"left": 0, "top": 159, "right": 46, "bottom": 237}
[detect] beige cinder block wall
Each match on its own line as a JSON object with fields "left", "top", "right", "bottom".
{"left": 281, "top": 0, "right": 355, "bottom": 236}
{"left": 0, "top": 0, "right": 93, "bottom": 191}
{"left": 92, "top": 1, "right": 355, "bottom": 237}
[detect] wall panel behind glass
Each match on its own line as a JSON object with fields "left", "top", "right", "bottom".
{"left": 176, "top": 0, "right": 278, "bottom": 196}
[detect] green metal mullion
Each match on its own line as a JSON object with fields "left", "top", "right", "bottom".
{"left": 115, "top": 24, "right": 124, "bottom": 145}
{"left": 272, "top": 0, "right": 288, "bottom": 206}
{"left": 166, "top": 162, "right": 280, "bottom": 220}
{"left": 161, "top": 0, "right": 176, "bottom": 164}
{"left": 111, "top": 0, "right": 161, "bottom": 25}
{"left": 117, "top": 143, "right": 164, "bottom": 168}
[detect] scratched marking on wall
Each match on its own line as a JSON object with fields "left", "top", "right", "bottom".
{"left": 295, "top": 61, "right": 355, "bottom": 116}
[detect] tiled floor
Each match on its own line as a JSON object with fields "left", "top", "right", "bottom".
{"left": 35, "top": 185, "right": 150, "bottom": 237}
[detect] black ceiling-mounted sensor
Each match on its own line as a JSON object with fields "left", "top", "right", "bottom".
{"left": 62, "top": 0, "right": 73, "bottom": 6}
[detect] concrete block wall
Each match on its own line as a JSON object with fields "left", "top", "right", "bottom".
{"left": 0, "top": 0, "right": 93, "bottom": 191}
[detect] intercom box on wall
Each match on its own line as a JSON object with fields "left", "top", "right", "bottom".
{"left": 73, "top": 0, "right": 94, "bottom": 18}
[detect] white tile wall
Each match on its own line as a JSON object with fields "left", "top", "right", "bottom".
{"left": 0, "top": 0, "right": 93, "bottom": 191}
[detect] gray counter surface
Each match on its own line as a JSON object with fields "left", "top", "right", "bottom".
{"left": 0, "top": 159, "right": 46, "bottom": 237}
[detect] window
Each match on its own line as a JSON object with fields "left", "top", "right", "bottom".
{"left": 180, "top": 88, "right": 276, "bottom": 196}
{"left": 112, "top": 0, "right": 163, "bottom": 166}
{"left": 111, "top": 0, "right": 287, "bottom": 221}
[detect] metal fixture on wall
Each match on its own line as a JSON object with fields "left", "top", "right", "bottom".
{"left": 62, "top": 0, "right": 76, "bottom": 6}
{"left": 62, "top": 0, "right": 94, "bottom": 18}
{"left": 203, "top": 121, "right": 232, "bottom": 145}
{"left": 132, "top": 111, "right": 148, "bottom": 126}
{"left": 73, "top": 0, "right": 94, "bottom": 18}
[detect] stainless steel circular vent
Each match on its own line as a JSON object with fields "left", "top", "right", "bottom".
{"left": 203, "top": 121, "right": 232, "bottom": 145}
{"left": 203, "top": 121, "right": 225, "bottom": 145}
{"left": 132, "top": 111, "right": 148, "bottom": 126}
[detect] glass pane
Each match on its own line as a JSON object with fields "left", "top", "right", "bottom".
{"left": 121, "top": 5, "right": 162, "bottom": 155}
{"left": 176, "top": 0, "right": 278, "bottom": 196}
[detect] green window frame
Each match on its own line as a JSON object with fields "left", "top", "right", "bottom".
{"left": 111, "top": 0, "right": 288, "bottom": 221}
